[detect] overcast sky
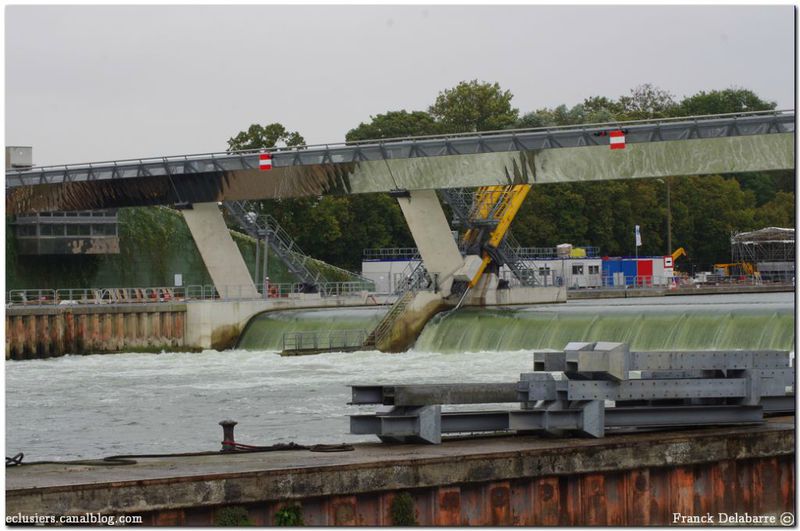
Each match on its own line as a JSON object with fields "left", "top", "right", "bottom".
{"left": 5, "top": 5, "right": 795, "bottom": 166}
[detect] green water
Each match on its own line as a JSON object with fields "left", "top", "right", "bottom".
{"left": 236, "top": 307, "right": 387, "bottom": 350}
{"left": 236, "top": 293, "right": 795, "bottom": 353}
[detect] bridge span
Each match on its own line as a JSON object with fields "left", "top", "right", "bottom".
{"left": 5, "top": 110, "right": 794, "bottom": 215}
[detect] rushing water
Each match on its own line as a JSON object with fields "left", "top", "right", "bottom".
{"left": 5, "top": 292, "right": 795, "bottom": 461}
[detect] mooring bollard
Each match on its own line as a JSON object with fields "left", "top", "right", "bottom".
{"left": 219, "top": 419, "right": 238, "bottom": 452}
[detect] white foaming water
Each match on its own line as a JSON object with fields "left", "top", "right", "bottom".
{"left": 5, "top": 349, "right": 533, "bottom": 461}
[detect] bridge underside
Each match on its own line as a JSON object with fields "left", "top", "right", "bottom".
{"left": 6, "top": 133, "right": 794, "bottom": 215}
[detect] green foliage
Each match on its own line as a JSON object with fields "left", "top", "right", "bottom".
{"left": 346, "top": 110, "right": 440, "bottom": 142}
{"left": 753, "top": 191, "right": 795, "bottom": 228}
{"left": 429, "top": 79, "right": 518, "bottom": 132}
{"left": 675, "top": 88, "right": 776, "bottom": 116}
{"left": 227, "top": 123, "right": 305, "bottom": 151}
{"left": 617, "top": 83, "right": 677, "bottom": 119}
{"left": 214, "top": 506, "right": 253, "bottom": 526}
{"left": 274, "top": 505, "right": 304, "bottom": 526}
{"left": 517, "top": 104, "right": 586, "bottom": 128}
{"left": 390, "top": 492, "right": 417, "bottom": 526}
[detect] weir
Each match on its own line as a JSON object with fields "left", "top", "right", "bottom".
{"left": 236, "top": 293, "right": 795, "bottom": 353}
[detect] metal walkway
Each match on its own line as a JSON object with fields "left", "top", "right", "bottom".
{"left": 6, "top": 111, "right": 794, "bottom": 215}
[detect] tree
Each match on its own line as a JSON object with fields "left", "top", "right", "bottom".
{"left": 676, "top": 88, "right": 776, "bottom": 116}
{"left": 429, "top": 80, "right": 518, "bottom": 133}
{"left": 346, "top": 111, "right": 439, "bottom": 142}
{"left": 227, "top": 123, "right": 305, "bottom": 151}
{"left": 516, "top": 104, "right": 586, "bottom": 129}
{"left": 617, "top": 83, "right": 677, "bottom": 119}
{"left": 753, "top": 191, "right": 795, "bottom": 228}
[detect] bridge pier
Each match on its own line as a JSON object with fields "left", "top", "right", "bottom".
{"left": 395, "top": 190, "right": 465, "bottom": 298}
{"left": 182, "top": 202, "right": 258, "bottom": 299}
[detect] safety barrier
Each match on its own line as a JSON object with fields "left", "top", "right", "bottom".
{"left": 6, "top": 281, "right": 377, "bottom": 307}
{"left": 281, "top": 329, "right": 368, "bottom": 354}
{"left": 497, "top": 271, "right": 795, "bottom": 290}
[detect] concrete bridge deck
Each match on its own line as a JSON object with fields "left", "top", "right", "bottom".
{"left": 6, "top": 110, "right": 794, "bottom": 214}
{"left": 6, "top": 418, "right": 794, "bottom": 525}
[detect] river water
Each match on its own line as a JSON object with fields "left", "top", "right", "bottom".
{"left": 5, "top": 292, "right": 794, "bottom": 461}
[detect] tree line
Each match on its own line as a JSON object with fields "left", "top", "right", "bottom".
{"left": 227, "top": 82, "right": 794, "bottom": 272}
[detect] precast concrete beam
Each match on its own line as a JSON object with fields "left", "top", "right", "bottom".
{"left": 181, "top": 202, "right": 258, "bottom": 299}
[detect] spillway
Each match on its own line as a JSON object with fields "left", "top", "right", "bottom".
{"left": 415, "top": 293, "right": 794, "bottom": 353}
{"left": 236, "top": 293, "right": 794, "bottom": 353}
{"left": 236, "top": 307, "right": 386, "bottom": 351}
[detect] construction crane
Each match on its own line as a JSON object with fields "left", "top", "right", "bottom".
{"left": 671, "top": 247, "right": 688, "bottom": 263}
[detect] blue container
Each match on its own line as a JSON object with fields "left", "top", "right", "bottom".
{"left": 621, "top": 260, "right": 638, "bottom": 285}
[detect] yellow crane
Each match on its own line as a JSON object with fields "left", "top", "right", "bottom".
{"left": 462, "top": 184, "right": 531, "bottom": 288}
{"left": 671, "top": 247, "right": 688, "bottom": 263}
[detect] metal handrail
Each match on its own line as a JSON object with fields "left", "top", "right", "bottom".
{"left": 6, "top": 281, "right": 378, "bottom": 306}
{"left": 282, "top": 328, "right": 368, "bottom": 352}
{"left": 7, "top": 110, "right": 793, "bottom": 173}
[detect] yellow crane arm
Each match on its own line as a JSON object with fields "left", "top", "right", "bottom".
{"left": 671, "top": 247, "right": 687, "bottom": 262}
{"left": 468, "top": 184, "right": 531, "bottom": 287}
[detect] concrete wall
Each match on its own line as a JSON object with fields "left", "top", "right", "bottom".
{"left": 5, "top": 304, "right": 186, "bottom": 359}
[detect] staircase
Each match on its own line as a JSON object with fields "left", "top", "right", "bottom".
{"left": 496, "top": 232, "right": 540, "bottom": 287}
{"left": 224, "top": 201, "right": 374, "bottom": 292}
{"left": 362, "top": 290, "right": 415, "bottom": 349}
{"left": 224, "top": 200, "right": 325, "bottom": 287}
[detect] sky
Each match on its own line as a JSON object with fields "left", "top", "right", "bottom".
{"left": 4, "top": 4, "right": 796, "bottom": 166}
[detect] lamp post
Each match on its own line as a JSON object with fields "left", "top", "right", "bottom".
{"left": 657, "top": 177, "right": 673, "bottom": 255}
{"left": 666, "top": 176, "right": 672, "bottom": 254}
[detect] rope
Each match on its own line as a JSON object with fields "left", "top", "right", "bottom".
{"left": 6, "top": 441, "right": 354, "bottom": 468}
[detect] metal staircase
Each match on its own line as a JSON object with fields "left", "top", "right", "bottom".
{"left": 224, "top": 200, "right": 375, "bottom": 291}
{"left": 362, "top": 290, "right": 415, "bottom": 349}
{"left": 224, "top": 200, "right": 324, "bottom": 287}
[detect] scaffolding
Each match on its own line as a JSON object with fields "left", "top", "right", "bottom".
{"left": 731, "top": 227, "right": 795, "bottom": 263}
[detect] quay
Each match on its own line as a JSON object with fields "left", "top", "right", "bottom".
{"left": 6, "top": 418, "right": 794, "bottom": 526}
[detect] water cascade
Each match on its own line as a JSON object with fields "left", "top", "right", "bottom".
{"left": 236, "top": 294, "right": 794, "bottom": 353}
{"left": 236, "top": 307, "right": 386, "bottom": 351}
{"left": 415, "top": 296, "right": 794, "bottom": 353}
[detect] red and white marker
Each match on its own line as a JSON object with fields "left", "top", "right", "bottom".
{"left": 609, "top": 130, "right": 625, "bottom": 150}
{"left": 259, "top": 153, "right": 273, "bottom": 171}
